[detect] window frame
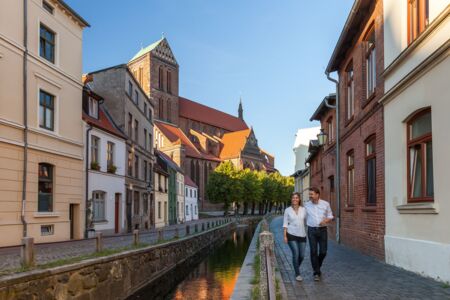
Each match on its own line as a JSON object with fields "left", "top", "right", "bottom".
{"left": 39, "top": 90, "right": 55, "bottom": 131}
{"left": 167, "top": 70, "right": 172, "bottom": 94}
{"left": 407, "top": 0, "right": 429, "bottom": 44}
{"left": 38, "top": 163, "right": 54, "bottom": 212}
{"left": 92, "top": 191, "right": 106, "bottom": 222}
{"left": 365, "top": 135, "right": 377, "bottom": 206}
{"left": 158, "top": 67, "right": 164, "bottom": 90}
{"left": 88, "top": 96, "right": 99, "bottom": 119}
{"left": 345, "top": 62, "right": 355, "bottom": 122}
{"left": 346, "top": 150, "right": 355, "bottom": 208}
{"left": 326, "top": 117, "right": 334, "bottom": 144}
{"left": 364, "top": 24, "right": 376, "bottom": 101}
{"left": 107, "top": 141, "right": 115, "bottom": 168}
{"left": 406, "top": 108, "right": 433, "bottom": 203}
{"left": 90, "top": 135, "right": 100, "bottom": 164}
{"left": 42, "top": 1, "right": 54, "bottom": 14}
{"left": 39, "top": 24, "right": 55, "bottom": 63}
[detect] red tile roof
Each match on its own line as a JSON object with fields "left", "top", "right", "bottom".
{"left": 219, "top": 128, "right": 252, "bottom": 159}
{"left": 184, "top": 175, "right": 198, "bottom": 188}
{"left": 83, "top": 109, "right": 125, "bottom": 139}
{"left": 155, "top": 121, "right": 221, "bottom": 162}
{"left": 179, "top": 97, "right": 248, "bottom": 132}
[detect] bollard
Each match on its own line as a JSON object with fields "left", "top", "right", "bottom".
{"left": 133, "top": 230, "right": 139, "bottom": 246}
{"left": 202, "top": 223, "right": 205, "bottom": 231}
{"left": 158, "top": 229, "right": 164, "bottom": 241}
{"left": 195, "top": 224, "right": 198, "bottom": 233}
{"left": 95, "top": 232, "right": 103, "bottom": 252}
{"left": 174, "top": 227, "right": 179, "bottom": 239}
{"left": 259, "top": 231, "right": 276, "bottom": 300}
{"left": 21, "top": 237, "right": 35, "bottom": 267}
{"left": 186, "top": 225, "right": 190, "bottom": 235}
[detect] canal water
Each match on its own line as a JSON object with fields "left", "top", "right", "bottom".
{"left": 167, "top": 223, "right": 256, "bottom": 300}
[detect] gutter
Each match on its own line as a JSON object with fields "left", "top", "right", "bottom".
{"left": 84, "top": 124, "right": 93, "bottom": 238}
{"left": 325, "top": 71, "right": 341, "bottom": 244}
{"left": 20, "top": 0, "right": 29, "bottom": 238}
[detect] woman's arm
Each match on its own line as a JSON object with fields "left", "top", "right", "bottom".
{"left": 283, "top": 210, "right": 289, "bottom": 243}
{"left": 283, "top": 227, "right": 288, "bottom": 244}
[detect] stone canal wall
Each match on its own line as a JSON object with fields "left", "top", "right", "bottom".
{"left": 0, "top": 220, "right": 240, "bottom": 300}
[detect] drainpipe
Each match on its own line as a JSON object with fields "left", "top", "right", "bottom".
{"left": 326, "top": 71, "right": 341, "bottom": 244}
{"left": 85, "top": 124, "right": 92, "bottom": 238}
{"left": 20, "top": 0, "right": 29, "bottom": 238}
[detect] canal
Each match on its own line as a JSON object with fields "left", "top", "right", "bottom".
{"left": 167, "top": 223, "right": 256, "bottom": 299}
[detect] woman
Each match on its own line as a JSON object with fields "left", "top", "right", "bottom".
{"left": 283, "top": 192, "right": 307, "bottom": 281}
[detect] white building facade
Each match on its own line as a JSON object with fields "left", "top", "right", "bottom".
{"left": 184, "top": 176, "right": 198, "bottom": 222}
{"left": 176, "top": 172, "right": 185, "bottom": 223}
{"left": 382, "top": 0, "right": 450, "bottom": 282}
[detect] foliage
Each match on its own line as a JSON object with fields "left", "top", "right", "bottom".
{"left": 206, "top": 162, "right": 294, "bottom": 214}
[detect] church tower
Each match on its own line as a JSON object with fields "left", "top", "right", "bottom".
{"left": 128, "top": 37, "right": 179, "bottom": 125}
{"left": 238, "top": 98, "right": 244, "bottom": 120}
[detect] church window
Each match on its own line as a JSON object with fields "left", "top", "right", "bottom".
{"left": 158, "top": 67, "right": 164, "bottom": 90}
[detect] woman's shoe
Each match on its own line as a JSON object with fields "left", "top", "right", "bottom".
{"left": 295, "top": 275, "right": 303, "bottom": 282}
{"left": 314, "top": 275, "right": 320, "bottom": 281}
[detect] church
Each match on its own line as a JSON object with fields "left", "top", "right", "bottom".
{"left": 128, "top": 37, "right": 276, "bottom": 210}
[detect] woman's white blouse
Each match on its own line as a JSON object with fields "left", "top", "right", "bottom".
{"left": 283, "top": 206, "right": 307, "bottom": 237}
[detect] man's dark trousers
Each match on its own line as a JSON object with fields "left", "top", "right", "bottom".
{"left": 308, "top": 227, "right": 328, "bottom": 276}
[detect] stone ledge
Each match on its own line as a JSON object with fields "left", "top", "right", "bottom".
{"left": 396, "top": 203, "right": 438, "bottom": 214}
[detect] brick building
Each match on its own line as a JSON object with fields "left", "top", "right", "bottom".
{"left": 128, "top": 38, "right": 275, "bottom": 210}
{"left": 323, "top": 0, "right": 386, "bottom": 259}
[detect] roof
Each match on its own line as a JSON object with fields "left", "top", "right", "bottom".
{"left": 305, "top": 140, "right": 320, "bottom": 163}
{"left": 310, "top": 94, "right": 336, "bottom": 121}
{"left": 56, "top": 0, "right": 90, "bottom": 27}
{"left": 130, "top": 38, "right": 164, "bottom": 62}
{"left": 179, "top": 97, "right": 248, "bottom": 132}
{"left": 326, "top": 0, "right": 373, "bottom": 72}
{"left": 219, "top": 128, "right": 252, "bottom": 159}
{"left": 83, "top": 108, "right": 126, "bottom": 139}
{"left": 184, "top": 175, "right": 198, "bottom": 188}
{"left": 155, "top": 121, "right": 221, "bottom": 162}
{"left": 156, "top": 150, "right": 184, "bottom": 174}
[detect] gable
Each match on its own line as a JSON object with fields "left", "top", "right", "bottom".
{"left": 242, "top": 130, "right": 261, "bottom": 156}
{"left": 152, "top": 39, "right": 178, "bottom": 66}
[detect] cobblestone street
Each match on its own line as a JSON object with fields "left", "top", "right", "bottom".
{"left": 0, "top": 217, "right": 227, "bottom": 274}
{"left": 271, "top": 216, "right": 450, "bottom": 300}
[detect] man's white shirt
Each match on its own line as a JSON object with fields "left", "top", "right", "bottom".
{"left": 282, "top": 206, "right": 307, "bottom": 237}
{"left": 304, "top": 199, "right": 334, "bottom": 228}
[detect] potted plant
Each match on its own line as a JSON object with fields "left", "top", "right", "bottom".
{"left": 90, "top": 161, "right": 100, "bottom": 171}
{"left": 107, "top": 164, "right": 117, "bottom": 174}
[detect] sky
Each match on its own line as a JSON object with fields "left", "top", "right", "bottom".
{"left": 66, "top": 0, "right": 354, "bottom": 176}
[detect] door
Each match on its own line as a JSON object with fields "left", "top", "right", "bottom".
{"left": 114, "top": 193, "right": 121, "bottom": 234}
{"left": 69, "top": 204, "right": 74, "bottom": 239}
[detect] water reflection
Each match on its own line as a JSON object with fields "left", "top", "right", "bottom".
{"left": 168, "top": 224, "right": 255, "bottom": 300}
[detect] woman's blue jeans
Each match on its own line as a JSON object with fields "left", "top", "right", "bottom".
{"left": 287, "top": 239, "right": 306, "bottom": 277}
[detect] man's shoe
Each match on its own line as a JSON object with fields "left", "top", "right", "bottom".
{"left": 314, "top": 275, "right": 320, "bottom": 281}
{"left": 295, "top": 275, "right": 303, "bottom": 282}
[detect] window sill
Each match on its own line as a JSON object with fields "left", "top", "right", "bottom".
{"left": 396, "top": 202, "right": 438, "bottom": 214}
{"left": 93, "top": 220, "right": 108, "bottom": 224}
{"left": 344, "top": 116, "right": 354, "bottom": 127}
{"left": 362, "top": 206, "right": 377, "bottom": 212}
{"left": 344, "top": 207, "right": 354, "bottom": 212}
{"left": 34, "top": 212, "right": 61, "bottom": 218}
{"left": 362, "top": 92, "right": 376, "bottom": 108}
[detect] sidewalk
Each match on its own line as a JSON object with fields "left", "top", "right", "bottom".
{"left": 270, "top": 216, "right": 450, "bottom": 300}
{"left": 0, "top": 217, "right": 226, "bottom": 274}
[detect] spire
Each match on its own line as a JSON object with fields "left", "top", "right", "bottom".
{"left": 238, "top": 97, "right": 244, "bottom": 120}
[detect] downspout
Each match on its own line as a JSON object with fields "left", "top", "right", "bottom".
{"left": 20, "top": 0, "right": 29, "bottom": 238}
{"left": 326, "top": 71, "right": 341, "bottom": 244}
{"left": 84, "top": 124, "right": 92, "bottom": 238}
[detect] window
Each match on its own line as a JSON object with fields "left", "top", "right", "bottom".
{"left": 327, "top": 117, "right": 334, "bottom": 143}
{"left": 134, "top": 155, "right": 139, "bottom": 178}
{"left": 134, "top": 120, "right": 139, "bottom": 143}
{"left": 158, "top": 67, "right": 163, "bottom": 90}
{"left": 135, "top": 90, "right": 139, "bottom": 105}
{"left": 40, "top": 24, "right": 55, "bottom": 63}
{"left": 143, "top": 193, "right": 148, "bottom": 215}
{"left": 366, "top": 136, "right": 377, "bottom": 205}
{"left": 167, "top": 71, "right": 172, "bottom": 93}
{"left": 128, "top": 81, "right": 133, "bottom": 96}
{"left": 148, "top": 108, "right": 152, "bottom": 122}
{"left": 128, "top": 113, "right": 133, "bottom": 137}
{"left": 185, "top": 187, "right": 188, "bottom": 196}
{"left": 92, "top": 191, "right": 106, "bottom": 221}
{"left": 346, "top": 63, "right": 354, "bottom": 120}
{"left": 133, "top": 191, "right": 140, "bottom": 215}
{"left": 408, "top": 0, "right": 429, "bottom": 44}
{"left": 39, "top": 90, "right": 54, "bottom": 131}
{"left": 407, "top": 108, "right": 433, "bottom": 202}
{"left": 128, "top": 151, "right": 133, "bottom": 176}
{"left": 347, "top": 151, "right": 355, "bottom": 207}
{"left": 159, "top": 98, "right": 164, "bottom": 119}
{"left": 158, "top": 201, "right": 161, "bottom": 219}
{"left": 107, "top": 142, "right": 114, "bottom": 168}
{"left": 365, "top": 26, "right": 376, "bottom": 98}
{"left": 38, "top": 163, "right": 53, "bottom": 212}
{"left": 167, "top": 101, "right": 171, "bottom": 123}
{"left": 138, "top": 67, "right": 143, "bottom": 85}
{"left": 148, "top": 163, "right": 152, "bottom": 184}
{"left": 149, "top": 133, "right": 153, "bottom": 150}
{"left": 144, "top": 128, "right": 148, "bottom": 150}
{"left": 88, "top": 97, "right": 99, "bottom": 119}
{"left": 144, "top": 103, "right": 147, "bottom": 118}
{"left": 91, "top": 135, "right": 100, "bottom": 166}
{"left": 186, "top": 205, "right": 189, "bottom": 216}
{"left": 41, "top": 225, "right": 54, "bottom": 236}
{"left": 144, "top": 160, "right": 148, "bottom": 182}
{"left": 43, "top": 1, "right": 54, "bottom": 14}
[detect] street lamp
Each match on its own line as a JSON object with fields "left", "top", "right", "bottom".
{"left": 317, "top": 128, "right": 328, "bottom": 146}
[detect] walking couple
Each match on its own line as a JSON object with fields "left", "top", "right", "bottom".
{"left": 282, "top": 187, "right": 333, "bottom": 282}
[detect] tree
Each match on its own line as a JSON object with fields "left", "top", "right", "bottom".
{"left": 239, "top": 169, "right": 263, "bottom": 215}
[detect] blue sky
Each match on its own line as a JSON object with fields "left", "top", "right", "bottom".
{"left": 67, "top": 0, "right": 354, "bottom": 175}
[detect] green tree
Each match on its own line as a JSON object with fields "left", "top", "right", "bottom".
{"left": 239, "top": 169, "right": 263, "bottom": 215}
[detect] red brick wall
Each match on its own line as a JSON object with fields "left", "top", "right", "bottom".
{"left": 335, "top": 0, "right": 385, "bottom": 260}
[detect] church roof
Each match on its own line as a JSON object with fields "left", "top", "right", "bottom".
{"left": 179, "top": 97, "right": 248, "bottom": 132}
{"left": 219, "top": 128, "right": 252, "bottom": 159}
{"left": 184, "top": 175, "right": 198, "bottom": 188}
{"left": 130, "top": 38, "right": 164, "bottom": 62}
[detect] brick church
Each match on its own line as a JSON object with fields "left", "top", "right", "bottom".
{"left": 128, "top": 37, "right": 275, "bottom": 210}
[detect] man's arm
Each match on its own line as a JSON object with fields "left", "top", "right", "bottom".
{"left": 319, "top": 202, "right": 334, "bottom": 226}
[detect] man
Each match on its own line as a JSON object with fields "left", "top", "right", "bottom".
{"left": 304, "top": 187, "right": 333, "bottom": 281}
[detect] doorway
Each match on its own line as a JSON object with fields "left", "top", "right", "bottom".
{"left": 69, "top": 204, "right": 79, "bottom": 239}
